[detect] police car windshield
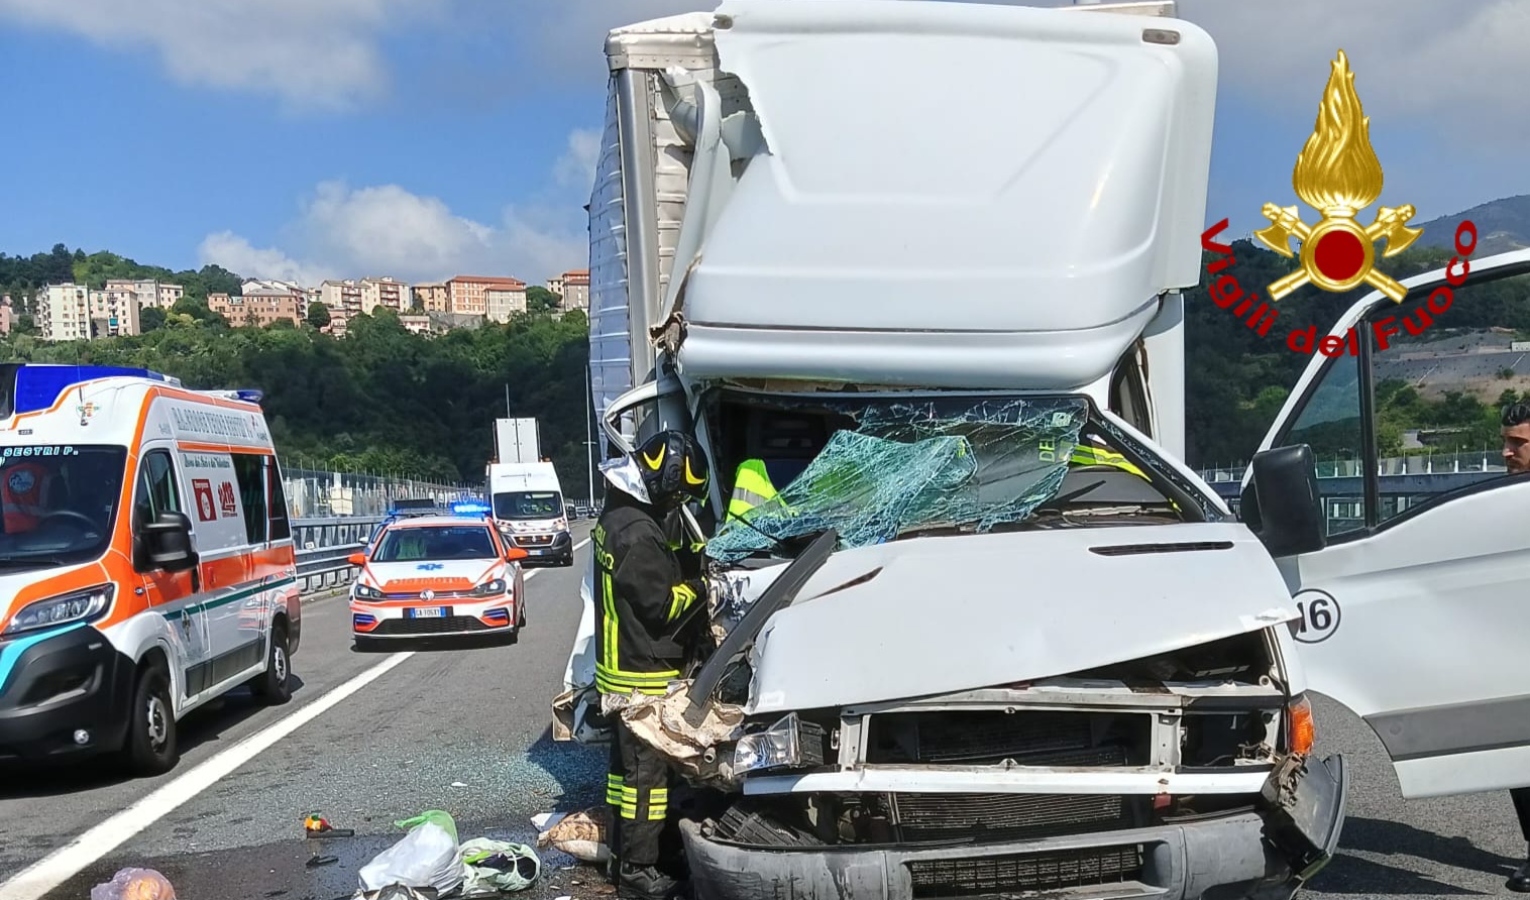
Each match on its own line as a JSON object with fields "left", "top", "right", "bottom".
{"left": 0, "top": 445, "right": 127, "bottom": 568}
{"left": 372, "top": 525, "right": 498, "bottom": 562}
{"left": 492, "top": 491, "right": 562, "bottom": 520}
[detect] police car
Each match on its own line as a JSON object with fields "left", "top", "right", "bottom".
{"left": 348, "top": 501, "right": 529, "bottom": 648}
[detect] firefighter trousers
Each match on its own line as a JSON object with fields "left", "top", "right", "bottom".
{"left": 607, "top": 717, "right": 670, "bottom": 868}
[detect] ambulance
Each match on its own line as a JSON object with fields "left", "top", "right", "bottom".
{"left": 347, "top": 503, "right": 530, "bottom": 647}
{"left": 0, "top": 363, "right": 299, "bottom": 776}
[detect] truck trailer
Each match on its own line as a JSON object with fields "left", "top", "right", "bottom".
{"left": 570, "top": 2, "right": 1530, "bottom": 898}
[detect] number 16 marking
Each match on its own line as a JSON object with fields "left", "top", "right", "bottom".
{"left": 1292, "top": 589, "right": 1341, "bottom": 644}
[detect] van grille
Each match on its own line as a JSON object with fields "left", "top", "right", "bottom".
{"left": 866, "top": 711, "right": 1149, "bottom": 766}
{"left": 907, "top": 845, "right": 1144, "bottom": 899}
{"left": 892, "top": 792, "right": 1135, "bottom": 843}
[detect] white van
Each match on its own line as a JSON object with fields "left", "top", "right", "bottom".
{"left": 486, "top": 461, "right": 573, "bottom": 566}
{"left": 0, "top": 364, "right": 298, "bottom": 776}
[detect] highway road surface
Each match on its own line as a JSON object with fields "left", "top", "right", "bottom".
{"left": 1, "top": 519, "right": 1526, "bottom": 900}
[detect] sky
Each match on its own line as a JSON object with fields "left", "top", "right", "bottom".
{"left": 0, "top": 0, "right": 1525, "bottom": 287}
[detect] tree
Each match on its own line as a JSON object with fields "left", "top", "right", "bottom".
{"left": 527, "top": 286, "right": 560, "bottom": 314}
{"left": 139, "top": 307, "right": 167, "bottom": 333}
{"left": 306, "top": 302, "right": 332, "bottom": 329}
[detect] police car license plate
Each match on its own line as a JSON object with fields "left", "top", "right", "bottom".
{"left": 410, "top": 607, "right": 447, "bottom": 619}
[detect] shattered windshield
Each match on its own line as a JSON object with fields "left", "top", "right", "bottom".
{"left": 706, "top": 395, "right": 1095, "bottom": 563}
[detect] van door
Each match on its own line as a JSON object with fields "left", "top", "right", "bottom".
{"left": 1250, "top": 248, "right": 1530, "bottom": 799}
{"left": 133, "top": 446, "right": 207, "bottom": 702}
{"left": 178, "top": 449, "right": 255, "bottom": 696}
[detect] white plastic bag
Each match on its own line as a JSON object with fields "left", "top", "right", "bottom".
{"left": 357, "top": 821, "right": 466, "bottom": 895}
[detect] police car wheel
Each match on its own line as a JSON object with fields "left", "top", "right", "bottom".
{"left": 250, "top": 622, "right": 292, "bottom": 705}
{"left": 121, "top": 662, "right": 179, "bottom": 777}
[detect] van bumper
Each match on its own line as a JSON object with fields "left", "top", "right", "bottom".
{"left": 682, "top": 755, "right": 1347, "bottom": 900}
{"left": 518, "top": 531, "right": 574, "bottom": 566}
{"left": 0, "top": 624, "right": 135, "bottom": 763}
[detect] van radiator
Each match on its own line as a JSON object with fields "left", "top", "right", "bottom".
{"left": 891, "top": 791, "right": 1134, "bottom": 842}
{"left": 865, "top": 711, "right": 1148, "bottom": 766}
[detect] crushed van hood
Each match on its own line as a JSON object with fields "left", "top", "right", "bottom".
{"left": 744, "top": 523, "right": 1296, "bottom": 714}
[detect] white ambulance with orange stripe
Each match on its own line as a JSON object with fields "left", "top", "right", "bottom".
{"left": 0, "top": 363, "right": 298, "bottom": 776}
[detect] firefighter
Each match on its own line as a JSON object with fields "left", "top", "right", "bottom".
{"left": 593, "top": 429, "right": 711, "bottom": 900}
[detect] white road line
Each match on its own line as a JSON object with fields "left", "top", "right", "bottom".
{"left": 0, "top": 537, "right": 594, "bottom": 900}
{"left": 0, "top": 651, "right": 415, "bottom": 900}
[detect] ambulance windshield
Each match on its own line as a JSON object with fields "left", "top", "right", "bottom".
{"left": 493, "top": 490, "right": 563, "bottom": 521}
{"left": 0, "top": 445, "right": 127, "bottom": 568}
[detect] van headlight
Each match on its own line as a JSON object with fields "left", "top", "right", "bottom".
{"left": 353, "top": 583, "right": 385, "bottom": 601}
{"left": 732, "top": 712, "right": 827, "bottom": 775}
{"left": 473, "top": 578, "right": 507, "bottom": 596}
{"left": 2, "top": 584, "right": 116, "bottom": 635}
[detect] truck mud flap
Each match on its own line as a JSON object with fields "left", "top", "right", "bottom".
{"left": 1258, "top": 752, "right": 1347, "bottom": 882}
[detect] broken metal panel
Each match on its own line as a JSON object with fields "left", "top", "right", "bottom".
{"left": 743, "top": 522, "right": 1299, "bottom": 714}
{"left": 738, "top": 766, "right": 1274, "bottom": 796}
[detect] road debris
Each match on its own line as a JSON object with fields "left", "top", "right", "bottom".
{"left": 90, "top": 868, "right": 176, "bottom": 900}
{"left": 357, "top": 810, "right": 466, "bottom": 896}
{"left": 533, "top": 808, "right": 611, "bottom": 864}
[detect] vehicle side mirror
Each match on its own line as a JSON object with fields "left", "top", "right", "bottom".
{"left": 143, "top": 511, "right": 198, "bottom": 572}
{"left": 1243, "top": 444, "right": 1327, "bottom": 558}
{"left": 505, "top": 547, "right": 529, "bottom": 562}
{"left": 347, "top": 552, "right": 367, "bottom": 567}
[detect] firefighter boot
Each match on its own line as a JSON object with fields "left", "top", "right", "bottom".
{"left": 1508, "top": 853, "right": 1530, "bottom": 893}
{"left": 617, "top": 861, "right": 680, "bottom": 900}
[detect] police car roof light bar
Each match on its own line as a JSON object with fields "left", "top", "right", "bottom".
{"left": 11, "top": 364, "right": 181, "bottom": 416}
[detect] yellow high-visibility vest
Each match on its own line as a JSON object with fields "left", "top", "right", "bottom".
{"left": 726, "top": 458, "right": 779, "bottom": 522}
{"left": 1069, "top": 443, "right": 1148, "bottom": 479}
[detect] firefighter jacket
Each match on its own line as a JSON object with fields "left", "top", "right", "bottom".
{"left": 593, "top": 493, "right": 708, "bottom": 697}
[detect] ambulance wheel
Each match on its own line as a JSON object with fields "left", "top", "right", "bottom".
{"left": 250, "top": 621, "right": 292, "bottom": 705}
{"left": 121, "top": 661, "right": 179, "bottom": 777}
{"left": 517, "top": 601, "right": 527, "bottom": 629}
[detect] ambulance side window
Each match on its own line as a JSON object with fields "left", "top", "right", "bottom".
{"left": 265, "top": 457, "right": 291, "bottom": 542}
{"left": 135, "top": 450, "right": 182, "bottom": 524}
{"left": 230, "top": 453, "right": 267, "bottom": 545}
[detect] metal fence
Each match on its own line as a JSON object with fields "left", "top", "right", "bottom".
{"left": 279, "top": 464, "right": 476, "bottom": 519}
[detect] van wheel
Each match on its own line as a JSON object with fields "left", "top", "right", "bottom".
{"left": 121, "top": 662, "right": 178, "bottom": 777}
{"left": 250, "top": 622, "right": 292, "bottom": 705}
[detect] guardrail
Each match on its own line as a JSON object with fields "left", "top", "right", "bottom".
{"left": 291, "top": 516, "right": 383, "bottom": 596}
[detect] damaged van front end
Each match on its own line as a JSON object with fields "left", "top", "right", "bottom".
{"left": 669, "top": 517, "right": 1346, "bottom": 900}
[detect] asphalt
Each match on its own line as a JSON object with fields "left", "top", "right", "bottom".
{"left": 0, "top": 517, "right": 1527, "bottom": 900}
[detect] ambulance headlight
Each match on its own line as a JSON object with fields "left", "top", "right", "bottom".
{"left": 353, "top": 583, "right": 385, "bottom": 601}
{"left": 3, "top": 584, "right": 115, "bottom": 635}
{"left": 472, "top": 578, "right": 507, "bottom": 596}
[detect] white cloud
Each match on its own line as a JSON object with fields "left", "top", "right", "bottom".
{"left": 197, "top": 130, "right": 596, "bottom": 285}
{"left": 0, "top": 0, "right": 442, "bottom": 111}
{"left": 554, "top": 128, "right": 604, "bottom": 192}
{"left": 197, "top": 232, "right": 335, "bottom": 285}
{"left": 1178, "top": 0, "right": 1530, "bottom": 143}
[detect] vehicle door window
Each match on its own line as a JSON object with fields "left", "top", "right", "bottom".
{"left": 1278, "top": 352, "right": 1365, "bottom": 537}
{"left": 230, "top": 453, "right": 267, "bottom": 545}
{"left": 134, "top": 450, "right": 182, "bottom": 525}
{"left": 1367, "top": 271, "right": 1527, "bottom": 524}
{"left": 265, "top": 457, "right": 291, "bottom": 542}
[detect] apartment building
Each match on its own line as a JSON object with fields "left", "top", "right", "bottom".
{"left": 412, "top": 282, "right": 449, "bottom": 313}
{"left": 399, "top": 314, "right": 435, "bottom": 336}
{"left": 549, "top": 270, "right": 590, "bottom": 311}
{"left": 210, "top": 287, "right": 304, "bottom": 328}
{"left": 446, "top": 276, "right": 524, "bottom": 316}
{"left": 36, "top": 284, "right": 91, "bottom": 341}
{"left": 360, "top": 276, "right": 409, "bottom": 315}
{"left": 486, "top": 283, "right": 528, "bottom": 323}
{"left": 89, "top": 286, "right": 141, "bottom": 337}
{"left": 103, "top": 278, "right": 182, "bottom": 312}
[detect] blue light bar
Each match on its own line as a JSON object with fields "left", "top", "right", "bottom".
{"left": 235, "top": 389, "right": 264, "bottom": 403}
{"left": 451, "top": 500, "right": 491, "bottom": 516}
{"left": 12, "top": 364, "right": 177, "bottom": 416}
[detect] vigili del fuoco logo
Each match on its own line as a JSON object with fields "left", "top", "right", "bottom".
{"left": 1200, "top": 50, "right": 1477, "bottom": 356}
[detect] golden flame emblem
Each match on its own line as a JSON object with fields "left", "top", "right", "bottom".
{"left": 1254, "top": 50, "right": 1421, "bottom": 303}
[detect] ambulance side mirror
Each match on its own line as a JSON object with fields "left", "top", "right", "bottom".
{"left": 505, "top": 547, "right": 529, "bottom": 562}
{"left": 347, "top": 552, "right": 367, "bottom": 567}
{"left": 144, "top": 511, "right": 198, "bottom": 573}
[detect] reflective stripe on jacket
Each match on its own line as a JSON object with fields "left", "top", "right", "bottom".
{"left": 726, "top": 458, "right": 778, "bottom": 522}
